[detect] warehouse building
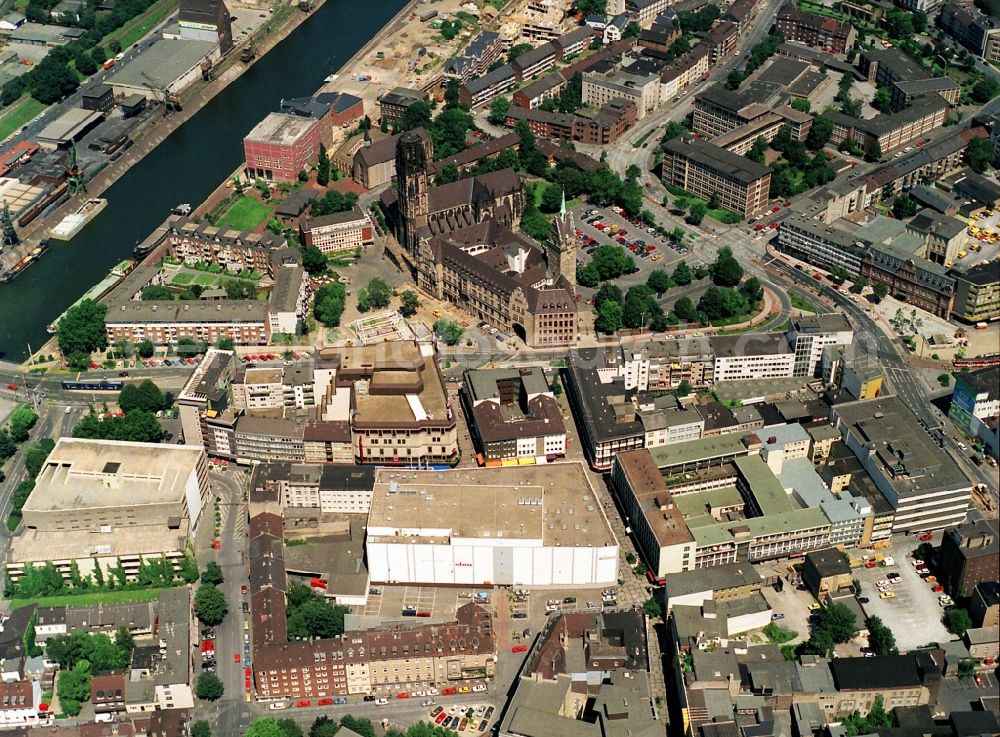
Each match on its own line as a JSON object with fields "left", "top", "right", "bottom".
{"left": 366, "top": 464, "right": 618, "bottom": 586}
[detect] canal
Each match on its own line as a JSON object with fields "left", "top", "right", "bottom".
{"left": 0, "top": 0, "right": 408, "bottom": 361}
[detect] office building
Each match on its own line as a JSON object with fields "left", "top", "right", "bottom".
{"left": 949, "top": 366, "right": 1000, "bottom": 438}
{"left": 802, "top": 548, "right": 853, "bottom": 602}
{"left": 711, "top": 333, "right": 795, "bottom": 382}
{"left": 461, "top": 367, "right": 566, "bottom": 465}
{"left": 582, "top": 69, "right": 661, "bottom": 119}
{"left": 951, "top": 262, "right": 1000, "bottom": 323}
{"left": 661, "top": 134, "right": 770, "bottom": 216}
{"left": 299, "top": 205, "right": 374, "bottom": 256}
{"left": 787, "top": 313, "right": 853, "bottom": 378}
{"left": 777, "top": 215, "right": 867, "bottom": 276}
{"left": 251, "top": 463, "right": 376, "bottom": 515}
{"left": 832, "top": 396, "right": 971, "bottom": 534}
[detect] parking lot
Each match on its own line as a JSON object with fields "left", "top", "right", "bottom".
{"left": 571, "top": 204, "right": 691, "bottom": 287}
{"left": 957, "top": 208, "right": 1000, "bottom": 269}
{"left": 850, "top": 545, "right": 951, "bottom": 652}
{"left": 357, "top": 585, "right": 474, "bottom": 623}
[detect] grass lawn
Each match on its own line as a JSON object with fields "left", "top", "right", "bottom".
{"left": 218, "top": 196, "right": 270, "bottom": 232}
{"left": 790, "top": 291, "right": 818, "bottom": 313}
{"left": 0, "top": 96, "right": 46, "bottom": 142}
{"left": 10, "top": 587, "right": 169, "bottom": 610}
{"left": 170, "top": 272, "right": 194, "bottom": 285}
{"left": 103, "top": 0, "right": 180, "bottom": 50}
{"left": 194, "top": 273, "right": 218, "bottom": 287}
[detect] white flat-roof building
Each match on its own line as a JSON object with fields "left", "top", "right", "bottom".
{"left": 9, "top": 439, "right": 209, "bottom": 585}
{"left": 367, "top": 463, "right": 619, "bottom": 587}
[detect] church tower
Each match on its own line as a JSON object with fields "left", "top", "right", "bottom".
{"left": 546, "top": 189, "right": 576, "bottom": 290}
{"left": 395, "top": 131, "right": 432, "bottom": 255}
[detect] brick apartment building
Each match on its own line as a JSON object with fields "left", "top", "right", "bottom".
{"left": 244, "top": 112, "right": 332, "bottom": 182}
{"left": 504, "top": 98, "right": 636, "bottom": 145}
{"left": 660, "top": 134, "right": 770, "bottom": 216}
{"left": 826, "top": 95, "right": 949, "bottom": 154}
{"left": 939, "top": 519, "right": 999, "bottom": 597}
{"left": 776, "top": 4, "right": 856, "bottom": 53}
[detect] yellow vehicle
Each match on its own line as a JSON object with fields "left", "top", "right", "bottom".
{"left": 225, "top": 179, "right": 234, "bottom": 189}
{"left": 946, "top": 260, "right": 954, "bottom": 267}
{"left": 808, "top": 602, "right": 821, "bottom": 611}
{"left": 457, "top": 686, "right": 471, "bottom": 694}
{"left": 879, "top": 590, "right": 896, "bottom": 599}
{"left": 651, "top": 254, "right": 662, "bottom": 262}
{"left": 609, "top": 223, "right": 618, "bottom": 232}
{"left": 958, "top": 250, "right": 968, "bottom": 259}
{"left": 432, "top": 310, "right": 442, "bottom": 318}
{"left": 972, "top": 243, "right": 982, "bottom": 252}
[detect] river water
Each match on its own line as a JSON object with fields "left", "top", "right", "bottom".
{"left": 0, "top": 0, "right": 407, "bottom": 360}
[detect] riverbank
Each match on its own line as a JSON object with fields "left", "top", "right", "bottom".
{"left": 1, "top": 0, "right": 328, "bottom": 273}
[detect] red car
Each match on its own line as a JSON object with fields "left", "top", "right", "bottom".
{"left": 771, "top": 206, "right": 780, "bottom": 214}
{"left": 234, "top": 653, "right": 242, "bottom": 663}
{"left": 441, "top": 687, "right": 457, "bottom": 696}
{"left": 397, "top": 692, "right": 410, "bottom": 699}
{"left": 297, "top": 700, "right": 312, "bottom": 708}
{"left": 318, "top": 698, "right": 334, "bottom": 706}
{"left": 754, "top": 224, "right": 764, "bottom": 231}
{"left": 975, "top": 674, "right": 983, "bottom": 685}
{"left": 769, "top": 221, "right": 779, "bottom": 229}
{"left": 864, "top": 561, "right": 877, "bottom": 569}
{"left": 932, "top": 584, "right": 944, "bottom": 592}
{"left": 812, "top": 273, "right": 823, "bottom": 281}
{"left": 435, "top": 713, "right": 449, "bottom": 725}
{"left": 919, "top": 533, "right": 933, "bottom": 541}
{"left": 5, "top": 384, "right": 16, "bottom": 390}
{"left": 245, "top": 667, "right": 251, "bottom": 678}
{"left": 245, "top": 678, "right": 251, "bottom": 689}
{"left": 241, "top": 585, "right": 248, "bottom": 595}
{"left": 646, "top": 245, "right": 656, "bottom": 252}
{"left": 511, "top": 645, "right": 527, "bottom": 653}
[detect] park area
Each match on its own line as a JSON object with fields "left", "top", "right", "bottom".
{"left": 216, "top": 195, "right": 271, "bottom": 232}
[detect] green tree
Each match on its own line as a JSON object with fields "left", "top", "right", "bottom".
{"left": 141, "top": 284, "right": 172, "bottom": 301}
{"left": 647, "top": 270, "right": 671, "bottom": 295}
{"left": 201, "top": 561, "right": 224, "bottom": 586}
{"left": 309, "top": 717, "right": 339, "bottom": 737}
{"left": 57, "top": 299, "right": 108, "bottom": 364}
{"left": 944, "top": 608, "right": 973, "bottom": 637}
{"left": 444, "top": 78, "right": 461, "bottom": 109}
{"left": 508, "top": 43, "right": 533, "bottom": 62}
{"left": 363, "top": 278, "right": 391, "bottom": 310}
{"left": 215, "top": 336, "right": 235, "bottom": 350}
{"left": 540, "top": 184, "right": 564, "bottom": 214}
{"left": 433, "top": 319, "right": 464, "bottom": 345}
{"left": 971, "top": 76, "right": 1000, "bottom": 103}
{"left": 399, "top": 290, "right": 420, "bottom": 317}
{"left": 790, "top": 98, "right": 811, "bottom": 114}
{"left": 245, "top": 719, "right": 286, "bottom": 737}
{"left": 872, "top": 283, "right": 889, "bottom": 302}
{"left": 594, "top": 283, "right": 623, "bottom": 311}
{"left": 865, "top": 616, "right": 897, "bottom": 656}
{"left": 339, "top": 717, "right": 377, "bottom": 737}
{"left": 196, "top": 672, "right": 224, "bottom": 701}
{"left": 686, "top": 201, "right": 707, "bottom": 225}
{"left": 23, "top": 438, "right": 54, "bottom": 479}
{"left": 118, "top": 380, "right": 166, "bottom": 414}
{"left": 302, "top": 246, "right": 328, "bottom": 275}
{"left": 746, "top": 136, "right": 767, "bottom": 164}
{"left": 740, "top": 276, "right": 762, "bottom": 302}
{"left": 576, "top": 262, "right": 599, "bottom": 287}
{"left": 814, "top": 603, "right": 858, "bottom": 644}
{"left": 591, "top": 245, "right": 634, "bottom": 280}
{"left": 56, "top": 661, "right": 91, "bottom": 717}
{"left": 313, "top": 282, "right": 347, "bottom": 327}
{"left": 807, "top": 116, "right": 835, "bottom": 150}
{"left": 725, "top": 68, "right": 745, "bottom": 91}
{"left": 864, "top": 139, "right": 882, "bottom": 163}
{"left": 964, "top": 137, "right": 993, "bottom": 174}
{"left": 872, "top": 86, "right": 893, "bottom": 113}
{"left": 7, "top": 407, "right": 37, "bottom": 443}
{"left": 310, "top": 190, "right": 359, "bottom": 217}
{"left": 672, "top": 261, "right": 693, "bottom": 286}
{"left": 136, "top": 339, "right": 155, "bottom": 358}
{"left": 194, "top": 584, "right": 228, "bottom": 626}
{"left": 276, "top": 719, "right": 304, "bottom": 737}
{"left": 398, "top": 99, "right": 432, "bottom": 132}
{"left": 674, "top": 380, "right": 692, "bottom": 397}
{"left": 435, "top": 161, "right": 459, "bottom": 185}
{"left": 316, "top": 143, "right": 330, "bottom": 187}
{"left": 673, "top": 296, "right": 697, "bottom": 321}
{"left": 488, "top": 95, "right": 511, "bottom": 125}
{"left": 595, "top": 299, "right": 623, "bottom": 334}
{"left": 642, "top": 598, "right": 662, "bottom": 618}
{"left": 191, "top": 721, "right": 213, "bottom": 737}
{"left": 891, "top": 194, "right": 918, "bottom": 219}
{"left": 841, "top": 696, "right": 895, "bottom": 736}
{"left": 712, "top": 246, "right": 743, "bottom": 287}
{"left": 576, "top": 0, "right": 606, "bottom": 15}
